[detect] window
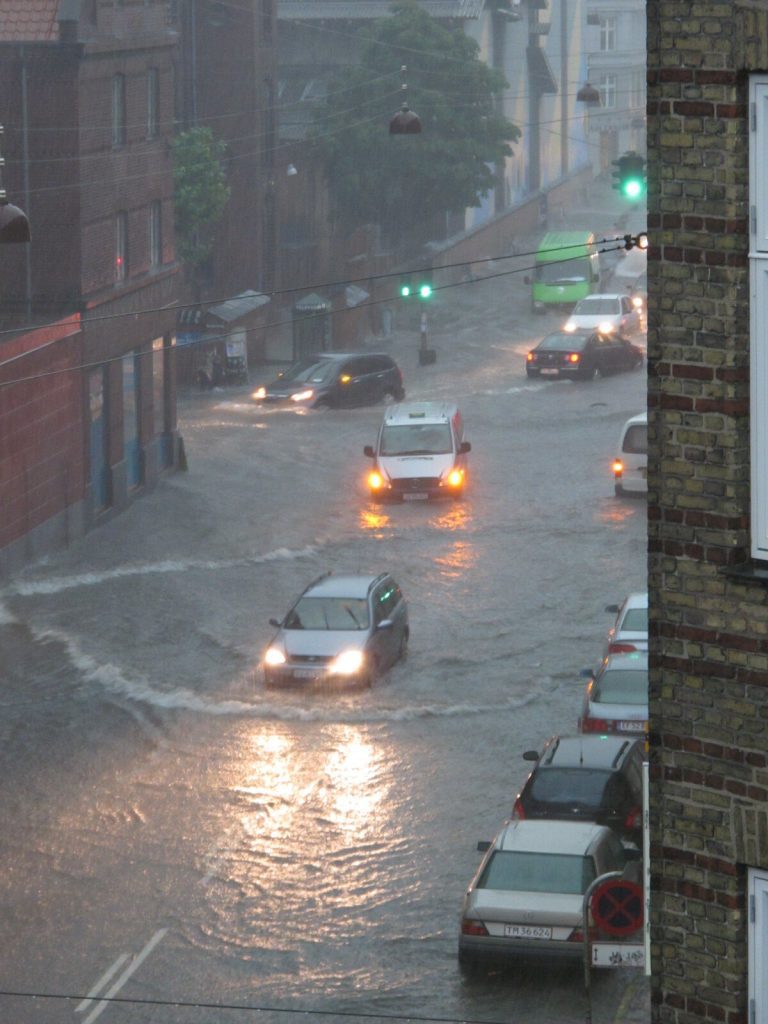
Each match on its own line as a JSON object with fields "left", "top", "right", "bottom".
{"left": 748, "top": 869, "right": 768, "bottom": 1024}
{"left": 598, "top": 74, "right": 617, "bottom": 109}
{"left": 749, "top": 76, "right": 768, "bottom": 557}
{"left": 599, "top": 15, "right": 617, "bottom": 51}
{"left": 115, "top": 211, "right": 128, "bottom": 281}
{"left": 147, "top": 68, "right": 159, "bottom": 139}
{"left": 149, "top": 200, "right": 162, "bottom": 267}
{"left": 112, "top": 74, "right": 126, "bottom": 147}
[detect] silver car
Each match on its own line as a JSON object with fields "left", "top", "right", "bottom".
{"left": 603, "top": 592, "right": 648, "bottom": 658}
{"left": 578, "top": 651, "right": 648, "bottom": 735}
{"left": 458, "top": 819, "right": 641, "bottom": 972}
{"left": 262, "top": 572, "right": 409, "bottom": 689}
{"left": 564, "top": 292, "right": 642, "bottom": 336}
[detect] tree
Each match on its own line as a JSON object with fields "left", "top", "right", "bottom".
{"left": 172, "top": 127, "right": 231, "bottom": 276}
{"left": 310, "top": 0, "right": 519, "bottom": 247}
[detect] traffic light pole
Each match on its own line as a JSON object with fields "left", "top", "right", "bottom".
{"left": 418, "top": 311, "right": 436, "bottom": 365}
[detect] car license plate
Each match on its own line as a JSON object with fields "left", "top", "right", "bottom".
{"left": 504, "top": 924, "right": 552, "bottom": 940}
{"left": 617, "top": 720, "right": 644, "bottom": 732}
{"left": 292, "top": 668, "right": 318, "bottom": 679}
{"left": 403, "top": 492, "right": 428, "bottom": 501}
{"left": 540, "top": 368, "right": 558, "bottom": 376}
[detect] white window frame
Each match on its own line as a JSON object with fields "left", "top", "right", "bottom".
{"left": 748, "top": 869, "right": 768, "bottom": 1024}
{"left": 149, "top": 200, "right": 161, "bottom": 267}
{"left": 749, "top": 76, "right": 768, "bottom": 559}
{"left": 598, "top": 74, "right": 617, "bottom": 110}
{"left": 599, "top": 15, "right": 617, "bottom": 52}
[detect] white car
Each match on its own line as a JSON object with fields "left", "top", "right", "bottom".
{"left": 578, "top": 652, "right": 649, "bottom": 735}
{"left": 604, "top": 592, "right": 648, "bottom": 658}
{"left": 613, "top": 412, "right": 648, "bottom": 496}
{"left": 564, "top": 293, "right": 642, "bottom": 336}
{"left": 458, "top": 819, "right": 641, "bottom": 972}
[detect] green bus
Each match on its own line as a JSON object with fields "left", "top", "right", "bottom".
{"left": 530, "top": 231, "right": 602, "bottom": 312}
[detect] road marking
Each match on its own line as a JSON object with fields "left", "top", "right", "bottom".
{"left": 75, "top": 954, "right": 130, "bottom": 1012}
{"left": 78, "top": 928, "right": 168, "bottom": 1024}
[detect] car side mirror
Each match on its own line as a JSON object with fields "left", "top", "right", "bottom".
{"left": 269, "top": 618, "right": 281, "bottom": 627}
{"left": 605, "top": 604, "right": 619, "bottom": 613}
{"left": 522, "top": 750, "right": 539, "bottom": 761}
{"left": 580, "top": 667, "right": 594, "bottom": 678}
{"left": 460, "top": 441, "right": 471, "bottom": 454}
{"left": 476, "top": 840, "right": 491, "bottom": 853}
{"left": 363, "top": 445, "right": 375, "bottom": 458}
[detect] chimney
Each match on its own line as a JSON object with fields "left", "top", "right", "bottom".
{"left": 57, "top": 0, "right": 80, "bottom": 43}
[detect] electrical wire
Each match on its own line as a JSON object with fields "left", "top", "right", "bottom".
{"left": 0, "top": 238, "right": 636, "bottom": 391}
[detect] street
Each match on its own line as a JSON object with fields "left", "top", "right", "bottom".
{"left": 0, "top": 240, "right": 649, "bottom": 1024}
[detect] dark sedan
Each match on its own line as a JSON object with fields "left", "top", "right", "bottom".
{"left": 526, "top": 329, "right": 643, "bottom": 381}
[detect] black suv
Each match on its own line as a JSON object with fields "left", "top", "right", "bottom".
{"left": 255, "top": 352, "right": 405, "bottom": 408}
{"left": 512, "top": 734, "right": 644, "bottom": 845}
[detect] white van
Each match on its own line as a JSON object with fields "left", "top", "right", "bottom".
{"left": 363, "top": 402, "right": 470, "bottom": 501}
{"left": 613, "top": 411, "right": 647, "bottom": 496}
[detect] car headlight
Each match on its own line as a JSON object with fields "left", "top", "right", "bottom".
{"left": 290, "top": 389, "right": 315, "bottom": 403}
{"left": 632, "top": 295, "right": 643, "bottom": 309}
{"left": 442, "top": 467, "right": 464, "bottom": 488}
{"left": 368, "top": 469, "right": 390, "bottom": 491}
{"left": 253, "top": 386, "right": 266, "bottom": 400}
{"left": 330, "top": 649, "right": 365, "bottom": 675}
{"left": 598, "top": 321, "right": 615, "bottom": 334}
{"left": 563, "top": 322, "right": 576, "bottom": 332}
{"left": 264, "top": 647, "right": 286, "bottom": 666}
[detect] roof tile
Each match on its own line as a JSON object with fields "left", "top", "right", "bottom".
{"left": 0, "top": 0, "right": 60, "bottom": 43}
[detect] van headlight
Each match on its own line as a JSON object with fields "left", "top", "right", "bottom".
{"left": 442, "top": 467, "right": 465, "bottom": 488}
{"left": 330, "top": 650, "right": 365, "bottom": 675}
{"left": 264, "top": 647, "right": 287, "bottom": 666}
{"left": 368, "top": 469, "right": 390, "bottom": 492}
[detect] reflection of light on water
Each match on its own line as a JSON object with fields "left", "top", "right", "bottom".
{"left": 433, "top": 501, "right": 472, "bottom": 532}
{"left": 324, "top": 726, "right": 382, "bottom": 835}
{"left": 597, "top": 503, "right": 640, "bottom": 526}
{"left": 359, "top": 507, "right": 391, "bottom": 533}
{"left": 435, "top": 539, "right": 475, "bottom": 579}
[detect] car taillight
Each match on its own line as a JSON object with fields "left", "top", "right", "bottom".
{"left": 568, "top": 926, "right": 598, "bottom": 943}
{"left": 461, "top": 918, "right": 489, "bottom": 937}
{"left": 568, "top": 352, "right": 581, "bottom": 363}
{"left": 580, "top": 716, "right": 611, "bottom": 733}
{"left": 612, "top": 458, "right": 624, "bottom": 478}
{"left": 625, "top": 806, "right": 641, "bottom": 830}
{"left": 513, "top": 798, "right": 526, "bottom": 819}
{"left": 608, "top": 642, "right": 638, "bottom": 654}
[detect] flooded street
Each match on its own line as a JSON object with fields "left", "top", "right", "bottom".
{"left": 0, "top": 260, "right": 648, "bottom": 1024}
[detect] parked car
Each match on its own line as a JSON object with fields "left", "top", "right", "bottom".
{"left": 604, "top": 592, "right": 648, "bottom": 658}
{"left": 253, "top": 352, "right": 405, "bottom": 408}
{"left": 613, "top": 411, "right": 648, "bottom": 496}
{"left": 262, "top": 571, "right": 409, "bottom": 689}
{"left": 526, "top": 329, "right": 643, "bottom": 381}
{"left": 564, "top": 293, "right": 643, "bottom": 336}
{"left": 513, "top": 734, "right": 645, "bottom": 845}
{"left": 458, "top": 819, "right": 641, "bottom": 971}
{"left": 579, "top": 652, "right": 648, "bottom": 735}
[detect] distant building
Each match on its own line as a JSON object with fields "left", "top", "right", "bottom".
{"left": 0, "top": 0, "right": 181, "bottom": 573}
{"left": 648, "top": 2, "right": 768, "bottom": 1023}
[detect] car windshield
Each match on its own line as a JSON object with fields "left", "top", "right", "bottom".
{"left": 574, "top": 298, "right": 620, "bottom": 315}
{"left": 535, "top": 259, "right": 590, "bottom": 285}
{"left": 279, "top": 359, "right": 338, "bottom": 385}
{"left": 539, "top": 333, "right": 587, "bottom": 352}
{"left": 477, "top": 850, "right": 595, "bottom": 895}
{"left": 528, "top": 769, "right": 611, "bottom": 810}
{"left": 380, "top": 423, "right": 453, "bottom": 456}
{"left": 285, "top": 596, "right": 369, "bottom": 630}
{"left": 595, "top": 669, "right": 648, "bottom": 705}
{"left": 621, "top": 608, "right": 648, "bottom": 632}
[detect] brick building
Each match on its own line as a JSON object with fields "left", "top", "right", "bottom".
{"left": 647, "top": 2, "right": 768, "bottom": 1022}
{"left": 0, "top": 0, "right": 181, "bottom": 573}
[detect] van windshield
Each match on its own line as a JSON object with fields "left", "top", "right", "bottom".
{"left": 535, "top": 258, "right": 590, "bottom": 285}
{"left": 380, "top": 423, "right": 453, "bottom": 456}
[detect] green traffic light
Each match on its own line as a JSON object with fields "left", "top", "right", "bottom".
{"left": 622, "top": 178, "right": 643, "bottom": 200}
{"left": 418, "top": 283, "right": 432, "bottom": 299}
{"left": 400, "top": 283, "right": 412, "bottom": 298}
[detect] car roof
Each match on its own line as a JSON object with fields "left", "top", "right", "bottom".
{"left": 494, "top": 819, "right": 612, "bottom": 854}
{"left": 540, "top": 734, "right": 640, "bottom": 769}
{"left": 308, "top": 351, "right": 392, "bottom": 361}
{"left": 621, "top": 592, "right": 648, "bottom": 612}
{"left": 601, "top": 651, "right": 649, "bottom": 671}
{"left": 575, "top": 293, "right": 625, "bottom": 302}
{"left": 382, "top": 401, "right": 457, "bottom": 425}
{"left": 302, "top": 572, "right": 388, "bottom": 599}
{"left": 622, "top": 411, "right": 647, "bottom": 428}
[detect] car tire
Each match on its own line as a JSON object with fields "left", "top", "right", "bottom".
{"left": 393, "top": 386, "right": 405, "bottom": 402}
{"left": 579, "top": 365, "right": 597, "bottom": 381}
{"left": 615, "top": 483, "right": 625, "bottom": 497}
{"left": 458, "top": 952, "right": 481, "bottom": 978}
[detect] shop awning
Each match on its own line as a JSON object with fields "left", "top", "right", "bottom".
{"left": 206, "top": 290, "right": 270, "bottom": 324}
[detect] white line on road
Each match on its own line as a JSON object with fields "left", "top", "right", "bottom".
{"left": 75, "top": 954, "right": 130, "bottom": 1012}
{"left": 79, "top": 928, "right": 168, "bottom": 1024}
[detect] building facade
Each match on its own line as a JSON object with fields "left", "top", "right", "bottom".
{"left": 647, "top": 2, "right": 768, "bottom": 1022}
{"left": 0, "top": 0, "right": 181, "bottom": 574}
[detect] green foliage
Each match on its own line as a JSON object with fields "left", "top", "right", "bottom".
{"left": 172, "top": 127, "right": 232, "bottom": 270}
{"left": 310, "top": 0, "right": 519, "bottom": 244}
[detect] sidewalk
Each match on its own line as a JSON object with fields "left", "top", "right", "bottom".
{"left": 613, "top": 974, "right": 651, "bottom": 1024}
